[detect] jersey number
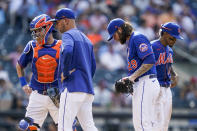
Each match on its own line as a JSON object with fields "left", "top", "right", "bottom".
{"left": 128, "top": 60, "right": 137, "bottom": 71}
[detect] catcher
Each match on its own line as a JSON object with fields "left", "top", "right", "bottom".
{"left": 16, "top": 14, "right": 76, "bottom": 131}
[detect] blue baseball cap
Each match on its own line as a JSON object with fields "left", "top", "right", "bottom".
{"left": 51, "top": 8, "right": 75, "bottom": 22}
{"left": 161, "top": 22, "right": 183, "bottom": 39}
{"left": 107, "top": 18, "right": 125, "bottom": 41}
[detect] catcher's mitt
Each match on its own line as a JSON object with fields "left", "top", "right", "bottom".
{"left": 115, "top": 78, "right": 133, "bottom": 94}
{"left": 47, "top": 87, "right": 60, "bottom": 108}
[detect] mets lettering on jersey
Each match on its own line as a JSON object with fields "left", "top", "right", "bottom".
{"left": 156, "top": 52, "right": 173, "bottom": 65}
{"left": 151, "top": 39, "right": 173, "bottom": 86}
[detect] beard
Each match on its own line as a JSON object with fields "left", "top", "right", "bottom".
{"left": 169, "top": 42, "right": 175, "bottom": 47}
{"left": 117, "top": 30, "right": 127, "bottom": 44}
{"left": 60, "top": 23, "right": 67, "bottom": 33}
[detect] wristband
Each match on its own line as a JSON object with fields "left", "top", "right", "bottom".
{"left": 19, "top": 77, "right": 27, "bottom": 87}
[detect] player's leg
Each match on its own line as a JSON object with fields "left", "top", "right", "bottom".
{"left": 132, "top": 81, "right": 142, "bottom": 130}
{"left": 76, "top": 94, "right": 98, "bottom": 131}
{"left": 48, "top": 96, "right": 78, "bottom": 131}
{"left": 72, "top": 119, "right": 78, "bottom": 131}
{"left": 163, "top": 88, "right": 172, "bottom": 131}
{"left": 58, "top": 88, "right": 81, "bottom": 131}
{"left": 47, "top": 96, "right": 59, "bottom": 127}
{"left": 19, "top": 117, "right": 39, "bottom": 131}
{"left": 19, "top": 91, "right": 49, "bottom": 131}
{"left": 132, "top": 77, "right": 160, "bottom": 131}
{"left": 132, "top": 80, "right": 154, "bottom": 131}
{"left": 154, "top": 88, "right": 165, "bottom": 131}
{"left": 149, "top": 78, "right": 161, "bottom": 131}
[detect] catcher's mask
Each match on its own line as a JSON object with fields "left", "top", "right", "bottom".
{"left": 30, "top": 14, "right": 53, "bottom": 46}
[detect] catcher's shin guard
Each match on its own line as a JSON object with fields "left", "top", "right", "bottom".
{"left": 72, "top": 119, "right": 77, "bottom": 131}
{"left": 19, "top": 117, "right": 39, "bottom": 131}
{"left": 28, "top": 125, "right": 38, "bottom": 131}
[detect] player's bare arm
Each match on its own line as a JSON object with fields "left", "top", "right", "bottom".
{"left": 16, "top": 63, "right": 32, "bottom": 95}
{"left": 170, "top": 66, "right": 177, "bottom": 77}
{"left": 170, "top": 67, "right": 178, "bottom": 88}
{"left": 127, "top": 64, "right": 153, "bottom": 82}
{"left": 16, "top": 63, "right": 25, "bottom": 77}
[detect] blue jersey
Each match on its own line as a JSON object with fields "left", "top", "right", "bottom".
{"left": 151, "top": 39, "right": 173, "bottom": 86}
{"left": 127, "top": 32, "right": 156, "bottom": 78}
{"left": 58, "top": 28, "right": 96, "bottom": 95}
{"left": 18, "top": 40, "right": 60, "bottom": 91}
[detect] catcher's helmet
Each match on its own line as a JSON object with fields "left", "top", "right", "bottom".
{"left": 161, "top": 22, "right": 183, "bottom": 40}
{"left": 30, "top": 14, "right": 53, "bottom": 46}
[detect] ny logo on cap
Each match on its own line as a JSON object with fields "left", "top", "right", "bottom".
{"left": 162, "top": 26, "right": 172, "bottom": 31}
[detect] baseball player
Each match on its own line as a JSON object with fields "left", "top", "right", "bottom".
{"left": 16, "top": 14, "right": 76, "bottom": 131}
{"left": 51, "top": 8, "right": 98, "bottom": 131}
{"left": 107, "top": 18, "right": 161, "bottom": 131}
{"left": 151, "top": 22, "right": 183, "bottom": 131}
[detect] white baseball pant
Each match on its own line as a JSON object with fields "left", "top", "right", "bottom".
{"left": 156, "top": 86, "right": 172, "bottom": 131}
{"left": 58, "top": 88, "right": 98, "bottom": 131}
{"left": 26, "top": 91, "right": 59, "bottom": 130}
{"left": 132, "top": 75, "right": 160, "bottom": 131}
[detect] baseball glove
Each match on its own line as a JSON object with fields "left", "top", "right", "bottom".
{"left": 115, "top": 78, "right": 133, "bottom": 94}
{"left": 47, "top": 87, "right": 60, "bottom": 108}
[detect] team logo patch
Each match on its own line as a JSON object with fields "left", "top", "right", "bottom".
{"left": 139, "top": 43, "right": 148, "bottom": 52}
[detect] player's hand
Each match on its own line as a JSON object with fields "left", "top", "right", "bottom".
{"left": 22, "top": 85, "right": 32, "bottom": 95}
{"left": 124, "top": 75, "right": 135, "bottom": 83}
{"left": 171, "top": 75, "right": 178, "bottom": 88}
{"left": 61, "top": 73, "right": 67, "bottom": 82}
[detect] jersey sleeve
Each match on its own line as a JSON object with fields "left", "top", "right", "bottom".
{"left": 134, "top": 35, "right": 154, "bottom": 60}
{"left": 91, "top": 46, "right": 96, "bottom": 77}
{"left": 17, "top": 41, "right": 33, "bottom": 68}
{"left": 61, "top": 33, "right": 74, "bottom": 77}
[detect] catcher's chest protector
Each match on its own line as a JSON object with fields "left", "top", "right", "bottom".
{"left": 32, "top": 41, "right": 61, "bottom": 83}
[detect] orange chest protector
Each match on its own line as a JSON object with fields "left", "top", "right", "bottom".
{"left": 32, "top": 40, "right": 62, "bottom": 83}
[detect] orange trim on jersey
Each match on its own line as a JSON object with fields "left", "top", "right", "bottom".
{"left": 33, "top": 40, "right": 62, "bottom": 83}
{"left": 52, "top": 40, "right": 62, "bottom": 59}
{"left": 28, "top": 125, "right": 38, "bottom": 131}
{"left": 35, "top": 54, "right": 58, "bottom": 82}
{"left": 33, "top": 43, "right": 44, "bottom": 58}
{"left": 141, "top": 52, "right": 153, "bottom": 60}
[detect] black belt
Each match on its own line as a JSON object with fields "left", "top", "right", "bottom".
{"left": 160, "top": 84, "right": 170, "bottom": 88}
{"left": 134, "top": 74, "right": 157, "bottom": 82}
{"left": 33, "top": 90, "right": 48, "bottom": 95}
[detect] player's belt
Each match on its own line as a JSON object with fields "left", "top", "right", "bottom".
{"left": 134, "top": 74, "right": 157, "bottom": 82}
{"left": 33, "top": 90, "right": 48, "bottom": 95}
{"left": 160, "top": 83, "right": 170, "bottom": 88}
